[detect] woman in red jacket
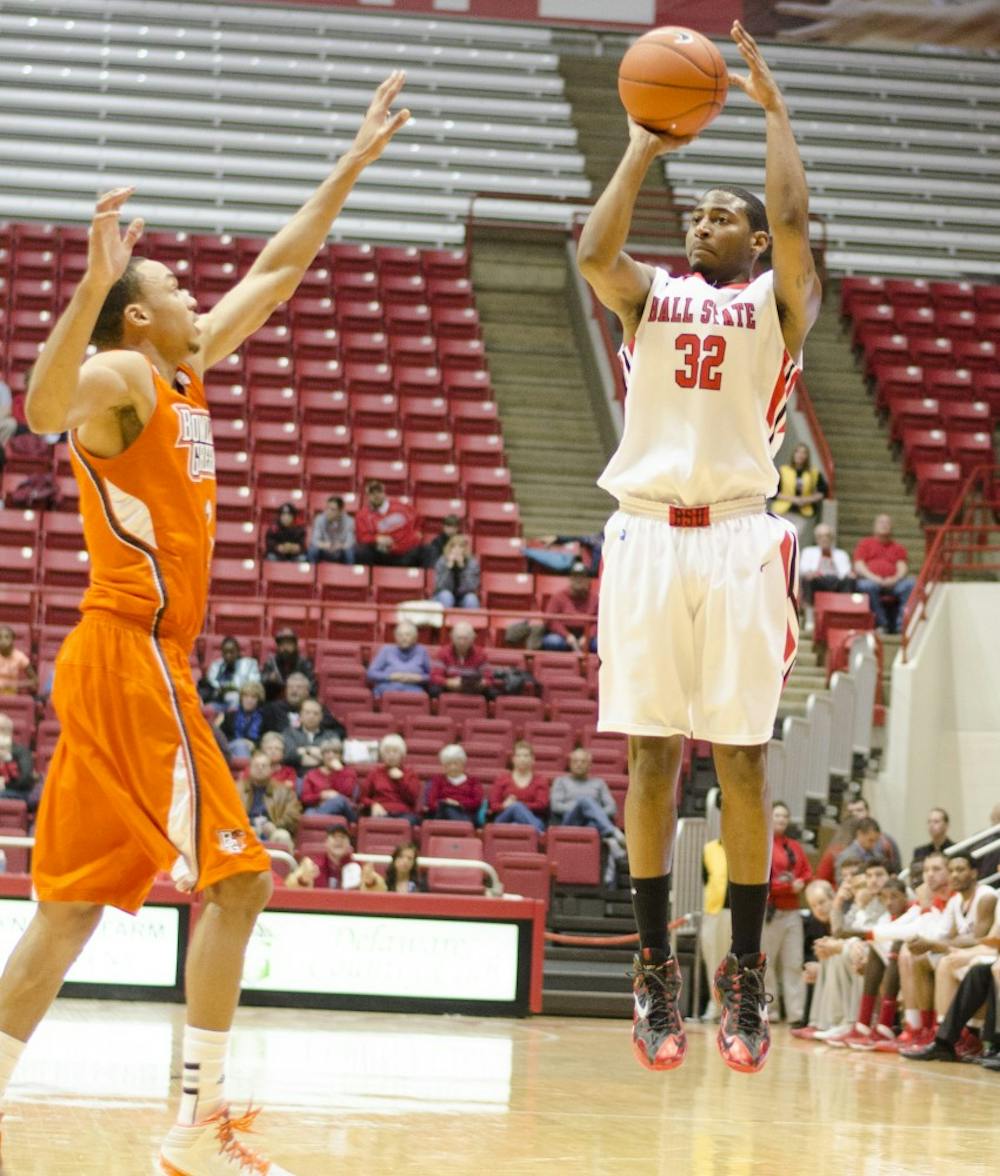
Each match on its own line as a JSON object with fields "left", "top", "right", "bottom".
{"left": 762, "top": 800, "right": 813, "bottom": 1023}
{"left": 424, "top": 744, "right": 484, "bottom": 825}
{"left": 360, "top": 734, "right": 422, "bottom": 824}
{"left": 488, "top": 741, "right": 549, "bottom": 834}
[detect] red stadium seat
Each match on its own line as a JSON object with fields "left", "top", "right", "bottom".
{"left": 901, "top": 428, "right": 947, "bottom": 476}
{"left": 840, "top": 275, "right": 887, "bottom": 316}
{"left": 482, "top": 825, "right": 540, "bottom": 865}
{"left": 403, "top": 714, "right": 457, "bottom": 743}
{"left": 389, "top": 333, "right": 438, "bottom": 366}
{"left": 454, "top": 433, "right": 505, "bottom": 467}
{"left": 859, "top": 333, "right": 910, "bottom": 374}
{"left": 323, "top": 606, "right": 378, "bottom": 643}
{"left": 215, "top": 485, "right": 254, "bottom": 523}
{"left": 40, "top": 547, "right": 89, "bottom": 590}
{"left": 437, "top": 337, "right": 486, "bottom": 371}
{"left": 431, "top": 306, "right": 480, "bottom": 339}
{"left": 420, "top": 820, "right": 475, "bottom": 853}
{"left": 209, "top": 558, "right": 259, "bottom": 599}
{"left": 0, "top": 509, "right": 39, "bottom": 549}
{"left": 923, "top": 368, "right": 974, "bottom": 403}
{"left": 336, "top": 300, "right": 384, "bottom": 332}
{"left": 463, "top": 465, "right": 512, "bottom": 502}
{"left": 451, "top": 399, "right": 499, "bottom": 435}
{"left": 381, "top": 274, "right": 428, "bottom": 305}
{"left": 885, "top": 277, "right": 932, "bottom": 306}
{"left": 939, "top": 400, "right": 991, "bottom": 432}
{"left": 260, "top": 560, "right": 316, "bottom": 599}
{"left": 462, "top": 717, "right": 515, "bottom": 749}
{"left": 370, "top": 566, "right": 428, "bottom": 604}
{"left": 374, "top": 245, "right": 422, "bottom": 276}
{"left": 344, "top": 361, "right": 393, "bottom": 396}
{"left": 934, "top": 309, "right": 979, "bottom": 340}
{"left": 928, "top": 280, "right": 976, "bottom": 312}
{"left": 244, "top": 354, "right": 294, "bottom": 390}
{"left": 316, "top": 562, "right": 371, "bottom": 602}
{"left": 38, "top": 593, "right": 81, "bottom": 630}
{"left": 410, "top": 462, "right": 461, "bottom": 498}
{"left": 496, "top": 851, "right": 551, "bottom": 905}
{"left": 384, "top": 303, "right": 433, "bottom": 336}
{"left": 254, "top": 453, "right": 304, "bottom": 490}
{"left": 425, "top": 837, "right": 485, "bottom": 895}
{"left": 265, "top": 603, "right": 319, "bottom": 641}
{"left": 302, "top": 423, "right": 353, "bottom": 462}
{"left": 546, "top": 826, "right": 601, "bottom": 886}
{"left": 305, "top": 457, "right": 357, "bottom": 496}
{"left": 350, "top": 393, "right": 399, "bottom": 429}
{"left": 812, "top": 592, "right": 874, "bottom": 644}
{"left": 523, "top": 719, "right": 574, "bottom": 753}
{"left": 299, "top": 389, "right": 350, "bottom": 427}
{"left": 395, "top": 366, "right": 443, "bottom": 396}
{"left": 212, "top": 417, "right": 249, "bottom": 454}
{"left": 469, "top": 500, "right": 521, "bottom": 538}
{"left": 437, "top": 693, "right": 488, "bottom": 723}
{"left": 356, "top": 817, "right": 414, "bottom": 857}
{"left": 871, "top": 364, "right": 924, "bottom": 413}
{"left": 947, "top": 431, "right": 993, "bottom": 476}
{"left": 403, "top": 430, "right": 454, "bottom": 463}
{"left": 380, "top": 691, "right": 431, "bottom": 722}
{"left": 333, "top": 270, "right": 379, "bottom": 299}
{"left": 493, "top": 695, "right": 544, "bottom": 729}
{"left": 292, "top": 326, "right": 340, "bottom": 362}
{"left": 400, "top": 395, "right": 449, "bottom": 431}
{"left": 955, "top": 339, "right": 996, "bottom": 371}
{"left": 887, "top": 397, "right": 942, "bottom": 443}
{"left": 443, "top": 368, "right": 492, "bottom": 402}
{"left": 914, "top": 461, "right": 963, "bottom": 516}
{"left": 295, "top": 358, "right": 344, "bottom": 393}
{"left": 483, "top": 572, "right": 534, "bottom": 611}
{"left": 549, "top": 697, "right": 599, "bottom": 731}
{"left": 355, "top": 459, "right": 406, "bottom": 496}
{"left": 850, "top": 303, "right": 895, "bottom": 347}
{"left": 477, "top": 536, "right": 526, "bottom": 573}
{"left": 206, "top": 601, "right": 263, "bottom": 639}
{"left": 346, "top": 711, "right": 400, "bottom": 741}
{"left": 353, "top": 427, "right": 404, "bottom": 460}
{"left": 250, "top": 420, "right": 298, "bottom": 455}
{"left": 214, "top": 520, "right": 258, "bottom": 561}
{"left": 894, "top": 306, "right": 938, "bottom": 338}
{"left": 909, "top": 336, "right": 953, "bottom": 368}
{"left": 214, "top": 450, "right": 252, "bottom": 487}
{"left": 204, "top": 379, "right": 248, "bottom": 421}
{"left": 414, "top": 496, "right": 466, "bottom": 532}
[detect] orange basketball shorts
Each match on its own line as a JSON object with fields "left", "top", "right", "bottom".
{"left": 32, "top": 613, "right": 270, "bottom": 914}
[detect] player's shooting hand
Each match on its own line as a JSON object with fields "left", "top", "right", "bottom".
{"left": 729, "top": 21, "right": 786, "bottom": 114}
{"left": 87, "top": 187, "right": 144, "bottom": 289}
{"left": 627, "top": 115, "right": 696, "bottom": 158}
{"left": 347, "top": 70, "right": 411, "bottom": 167}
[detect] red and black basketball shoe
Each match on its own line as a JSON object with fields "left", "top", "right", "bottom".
{"left": 714, "top": 953, "right": 772, "bottom": 1074}
{"left": 630, "top": 953, "right": 687, "bottom": 1071}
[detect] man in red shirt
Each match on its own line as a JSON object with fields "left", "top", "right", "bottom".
{"left": 542, "top": 561, "right": 598, "bottom": 652}
{"left": 354, "top": 478, "right": 424, "bottom": 567}
{"left": 762, "top": 801, "right": 813, "bottom": 1024}
{"left": 429, "top": 620, "right": 494, "bottom": 698}
{"left": 852, "top": 513, "right": 915, "bottom": 634}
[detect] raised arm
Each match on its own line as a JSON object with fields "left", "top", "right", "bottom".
{"left": 195, "top": 72, "right": 410, "bottom": 371}
{"left": 576, "top": 120, "right": 692, "bottom": 340}
{"left": 775, "top": 1, "right": 1000, "bottom": 50}
{"left": 729, "top": 22, "right": 821, "bottom": 358}
{"left": 24, "top": 188, "right": 151, "bottom": 437}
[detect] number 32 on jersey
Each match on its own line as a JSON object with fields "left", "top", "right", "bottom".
{"left": 675, "top": 333, "right": 727, "bottom": 391}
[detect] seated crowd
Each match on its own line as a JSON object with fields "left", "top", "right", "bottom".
{"left": 731, "top": 795, "right": 1000, "bottom": 1072}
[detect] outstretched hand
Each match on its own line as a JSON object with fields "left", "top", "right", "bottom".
{"left": 87, "top": 187, "right": 144, "bottom": 288}
{"left": 775, "top": 0, "right": 887, "bottom": 45}
{"left": 349, "top": 70, "right": 411, "bottom": 167}
{"left": 728, "top": 20, "right": 786, "bottom": 113}
{"left": 627, "top": 115, "right": 696, "bottom": 158}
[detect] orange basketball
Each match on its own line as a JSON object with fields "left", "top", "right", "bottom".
{"left": 618, "top": 26, "right": 728, "bottom": 137}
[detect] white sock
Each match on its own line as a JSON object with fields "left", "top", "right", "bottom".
{"left": 905, "top": 1009, "right": 921, "bottom": 1030}
{"left": 178, "top": 1026, "right": 229, "bottom": 1126}
{"left": 0, "top": 1031, "right": 25, "bottom": 1103}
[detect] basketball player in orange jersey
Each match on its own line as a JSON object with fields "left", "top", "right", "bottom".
{"left": 577, "top": 23, "right": 821, "bottom": 1074}
{"left": 0, "top": 73, "right": 409, "bottom": 1175}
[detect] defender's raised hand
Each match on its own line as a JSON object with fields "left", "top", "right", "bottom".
{"left": 87, "top": 187, "right": 144, "bottom": 288}
{"left": 348, "top": 70, "right": 411, "bottom": 167}
{"left": 728, "top": 21, "right": 786, "bottom": 114}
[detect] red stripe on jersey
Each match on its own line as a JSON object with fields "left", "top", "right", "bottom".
{"left": 765, "top": 350, "right": 792, "bottom": 430}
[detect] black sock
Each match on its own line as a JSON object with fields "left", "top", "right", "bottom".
{"left": 630, "top": 874, "right": 671, "bottom": 961}
{"left": 728, "top": 883, "right": 770, "bottom": 959}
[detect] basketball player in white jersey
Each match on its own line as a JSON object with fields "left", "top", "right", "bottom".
{"left": 577, "top": 22, "right": 821, "bottom": 1074}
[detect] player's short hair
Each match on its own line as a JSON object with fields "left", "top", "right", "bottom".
{"left": 882, "top": 878, "right": 907, "bottom": 897}
{"left": 702, "top": 186, "right": 769, "bottom": 235}
{"left": 948, "top": 851, "right": 976, "bottom": 872}
{"left": 929, "top": 806, "right": 950, "bottom": 823}
{"left": 91, "top": 257, "right": 146, "bottom": 349}
{"left": 864, "top": 857, "right": 888, "bottom": 872}
{"left": 856, "top": 817, "right": 881, "bottom": 835}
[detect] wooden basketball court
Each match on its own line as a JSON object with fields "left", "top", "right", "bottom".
{"left": 2, "top": 1000, "right": 995, "bottom": 1175}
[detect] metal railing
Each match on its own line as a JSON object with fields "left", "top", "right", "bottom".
{"left": 902, "top": 464, "right": 1000, "bottom": 661}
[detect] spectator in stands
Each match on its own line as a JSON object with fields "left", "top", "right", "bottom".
{"left": 550, "top": 747, "right": 627, "bottom": 887}
{"left": 0, "top": 380, "right": 18, "bottom": 473}
{"left": 429, "top": 621, "right": 493, "bottom": 700}
{"left": 261, "top": 672, "right": 343, "bottom": 737}
{"left": 0, "top": 714, "right": 33, "bottom": 800}
{"left": 219, "top": 681, "right": 267, "bottom": 758}
{"left": 432, "top": 533, "right": 481, "bottom": 609}
{"left": 258, "top": 731, "right": 299, "bottom": 791}
{"left": 367, "top": 620, "right": 431, "bottom": 700}
{"left": 799, "top": 523, "right": 853, "bottom": 630}
{"left": 260, "top": 629, "right": 317, "bottom": 699}
{"left": 977, "top": 801, "right": 1000, "bottom": 881}
{"left": 282, "top": 698, "right": 330, "bottom": 776}
{"left": 354, "top": 478, "right": 423, "bottom": 567}
{"left": 238, "top": 749, "right": 301, "bottom": 850}
{"left": 836, "top": 815, "right": 902, "bottom": 876}
{"left": 852, "top": 513, "right": 916, "bottom": 634}
{"left": 286, "top": 826, "right": 361, "bottom": 891}
{"left": 361, "top": 734, "right": 422, "bottom": 823}
{"left": 424, "top": 513, "right": 461, "bottom": 568}
{"left": 307, "top": 494, "right": 356, "bottom": 564}
{"left": 359, "top": 861, "right": 387, "bottom": 893}
{"left": 199, "top": 635, "right": 261, "bottom": 711}
{"left": 524, "top": 531, "right": 603, "bottom": 576}
{"left": 815, "top": 797, "right": 901, "bottom": 883}
{"left": 701, "top": 824, "right": 730, "bottom": 1023}
{"left": 385, "top": 842, "right": 423, "bottom": 893}
{"left": 772, "top": 442, "right": 827, "bottom": 541}
{"left": 763, "top": 801, "right": 813, "bottom": 1023}
{"left": 488, "top": 741, "right": 549, "bottom": 834}
{"left": 0, "top": 627, "right": 36, "bottom": 696}
{"left": 542, "top": 562, "right": 598, "bottom": 653}
{"left": 912, "top": 807, "right": 955, "bottom": 864}
{"left": 301, "top": 737, "right": 358, "bottom": 819}
{"left": 795, "top": 879, "right": 834, "bottom": 1031}
{"left": 264, "top": 502, "right": 307, "bottom": 562}
{"left": 424, "top": 744, "right": 484, "bottom": 825}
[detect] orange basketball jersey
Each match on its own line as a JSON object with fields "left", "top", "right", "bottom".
{"left": 69, "top": 360, "right": 216, "bottom": 650}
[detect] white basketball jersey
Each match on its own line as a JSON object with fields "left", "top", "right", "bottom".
{"left": 597, "top": 268, "right": 801, "bottom": 507}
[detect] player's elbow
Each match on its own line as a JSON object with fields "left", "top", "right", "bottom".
{"left": 24, "top": 393, "right": 65, "bottom": 436}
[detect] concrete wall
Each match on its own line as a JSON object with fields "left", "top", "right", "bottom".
{"left": 877, "top": 583, "right": 1000, "bottom": 858}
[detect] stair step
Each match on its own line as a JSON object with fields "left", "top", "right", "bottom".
{"left": 541, "top": 989, "right": 632, "bottom": 1017}
{"left": 543, "top": 960, "right": 630, "bottom": 992}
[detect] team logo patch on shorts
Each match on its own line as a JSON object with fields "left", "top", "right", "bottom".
{"left": 217, "top": 828, "right": 248, "bottom": 855}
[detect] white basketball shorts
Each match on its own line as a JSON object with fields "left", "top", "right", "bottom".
{"left": 597, "top": 501, "right": 799, "bottom": 745}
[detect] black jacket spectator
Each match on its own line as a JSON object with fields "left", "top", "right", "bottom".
{"left": 264, "top": 503, "right": 307, "bottom": 562}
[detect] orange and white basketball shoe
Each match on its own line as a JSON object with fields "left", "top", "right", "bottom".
{"left": 155, "top": 1106, "right": 295, "bottom": 1175}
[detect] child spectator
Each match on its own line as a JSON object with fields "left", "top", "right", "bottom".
{"left": 238, "top": 749, "right": 301, "bottom": 850}
{"left": 432, "top": 533, "right": 481, "bottom": 609}
{"left": 264, "top": 502, "right": 307, "bottom": 562}
{"left": 361, "top": 734, "right": 422, "bottom": 822}
{"left": 366, "top": 621, "right": 431, "bottom": 699}
{"left": 0, "top": 627, "right": 36, "bottom": 696}
{"left": 424, "top": 744, "right": 484, "bottom": 824}
{"left": 301, "top": 737, "right": 359, "bottom": 820}
{"left": 220, "top": 681, "right": 267, "bottom": 757}
{"left": 385, "top": 842, "right": 423, "bottom": 893}
{"left": 488, "top": 741, "right": 549, "bottom": 833}
{"left": 307, "top": 494, "right": 356, "bottom": 563}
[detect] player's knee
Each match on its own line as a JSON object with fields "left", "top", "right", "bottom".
{"left": 205, "top": 869, "right": 273, "bottom": 920}
{"left": 38, "top": 901, "right": 103, "bottom": 948}
{"left": 628, "top": 735, "right": 682, "bottom": 797}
